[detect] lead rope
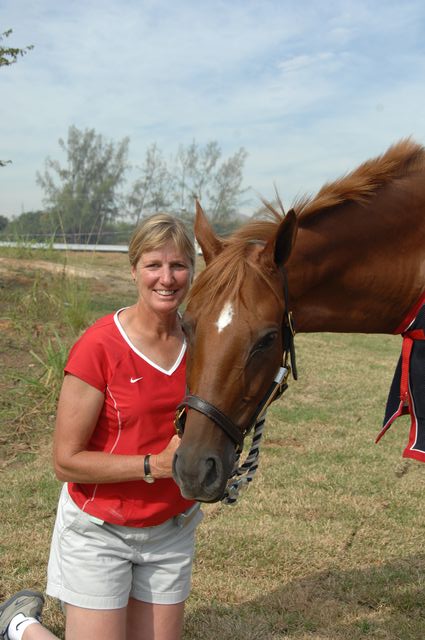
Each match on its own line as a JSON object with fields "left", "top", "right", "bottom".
{"left": 221, "top": 414, "right": 266, "bottom": 505}
{"left": 221, "top": 365, "right": 289, "bottom": 506}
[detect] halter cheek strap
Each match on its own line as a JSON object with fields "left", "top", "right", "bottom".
{"left": 282, "top": 267, "right": 298, "bottom": 380}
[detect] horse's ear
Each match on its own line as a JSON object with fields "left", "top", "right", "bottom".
{"left": 259, "top": 209, "right": 298, "bottom": 268}
{"left": 194, "top": 200, "right": 224, "bottom": 265}
{"left": 274, "top": 209, "right": 298, "bottom": 265}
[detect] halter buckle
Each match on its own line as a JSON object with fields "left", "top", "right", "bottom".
{"left": 287, "top": 310, "right": 296, "bottom": 337}
{"left": 174, "top": 406, "right": 186, "bottom": 436}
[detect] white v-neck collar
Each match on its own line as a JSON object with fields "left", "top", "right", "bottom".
{"left": 113, "top": 307, "right": 186, "bottom": 376}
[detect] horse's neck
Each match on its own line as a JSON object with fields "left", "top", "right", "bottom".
{"left": 288, "top": 206, "right": 425, "bottom": 334}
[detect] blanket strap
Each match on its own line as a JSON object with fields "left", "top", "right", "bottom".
{"left": 393, "top": 291, "right": 425, "bottom": 334}
{"left": 399, "top": 328, "right": 425, "bottom": 402}
{"left": 375, "top": 319, "right": 425, "bottom": 445}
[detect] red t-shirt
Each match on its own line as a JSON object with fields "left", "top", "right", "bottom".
{"left": 65, "top": 309, "right": 194, "bottom": 527}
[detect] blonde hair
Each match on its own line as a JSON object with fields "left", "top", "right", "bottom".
{"left": 128, "top": 213, "right": 195, "bottom": 272}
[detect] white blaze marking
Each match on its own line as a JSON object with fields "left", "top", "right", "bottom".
{"left": 216, "top": 301, "right": 234, "bottom": 333}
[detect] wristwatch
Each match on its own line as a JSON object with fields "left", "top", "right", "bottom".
{"left": 143, "top": 454, "right": 155, "bottom": 483}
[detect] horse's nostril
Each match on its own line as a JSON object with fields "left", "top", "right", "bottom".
{"left": 204, "top": 456, "right": 220, "bottom": 488}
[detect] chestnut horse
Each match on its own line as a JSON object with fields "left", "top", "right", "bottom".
{"left": 173, "top": 139, "right": 425, "bottom": 502}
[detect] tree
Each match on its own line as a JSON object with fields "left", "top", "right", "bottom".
{"left": 3, "top": 210, "right": 54, "bottom": 239}
{"left": 0, "top": 28, "right": 33, "bottom": 67}
{"left": 172, "top": 141, "right": 248, "bottom": 224}
{"left": 173, "top": 141, "right": 219, "bottom": 212}
{"left": 208, "top": 148, "right": 249, "bottom": 223}
{"left": 0, "top": 214, "right": 9, "bottom": 231}
{"left": 127, "top": 144, "right": 174, "bottom": 224}
{"left": 37, "top": 126, "right": 130, "bottom": 242}
{"left": 1, "top": 29, "right": 33, "bottom": 167}
{"left": 129, "top": 140, "right": 248, "bottom": 228}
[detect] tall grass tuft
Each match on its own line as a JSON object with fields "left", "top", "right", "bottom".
{"left": 16, "top": 268, "right": 92, "bottom": 336}
{"left": 59, "top": 272, "right": 91, "bottom": 334}
{"left": 26, "top": 332, "right": 69, "bottom": 406}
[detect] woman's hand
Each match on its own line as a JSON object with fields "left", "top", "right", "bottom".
{"left": 149, "top": 434, "right": 181, "bottom": 479}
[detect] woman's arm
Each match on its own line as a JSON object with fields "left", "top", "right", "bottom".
{"left": 53, "top": 374, "right": 179, "bottom": 483}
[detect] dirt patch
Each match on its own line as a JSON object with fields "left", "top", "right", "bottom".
{"left": 0, "top": 256, "right": 129, "bottom": 282}
{"left": 0, "top": 255, "right": 135, "bottom": 297}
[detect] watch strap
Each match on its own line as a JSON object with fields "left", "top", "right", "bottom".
{"left": 143, "top": 454, "right": 154, "bottom": 482}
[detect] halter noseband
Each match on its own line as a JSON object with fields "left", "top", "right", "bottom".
{"left": 175, "top": 394, "right": 246, "bottom": 449}
{"left": 175, "top": 364, "right": 290, "bottom": 451}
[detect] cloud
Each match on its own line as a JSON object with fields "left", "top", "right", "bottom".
{"left": 1, "top": 0, "right": 425, "bottom": 217}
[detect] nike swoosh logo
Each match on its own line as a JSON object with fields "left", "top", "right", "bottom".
{"left": 16, "top": 620, "right": 30, "bottom": 630}
{"left": 130, "top": 376, "right": 144, "bottom": 383}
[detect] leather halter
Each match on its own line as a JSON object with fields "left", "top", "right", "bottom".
{"left": 174, "top": 268, "right": 297, "bottom": 451}
{"left": 175, "top": 365, "right": 290, "bottom": 451}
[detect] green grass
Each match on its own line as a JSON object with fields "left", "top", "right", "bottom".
{"left": 1, "top": 248, "right": 425, "bottom": 639}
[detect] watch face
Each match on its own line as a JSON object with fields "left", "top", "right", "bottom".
{"left": 143, "top": 475, "right": 155, "bottom": 484}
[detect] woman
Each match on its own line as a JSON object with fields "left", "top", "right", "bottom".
{"left": 0, "top": 213, "right": 201, "bottom": 640}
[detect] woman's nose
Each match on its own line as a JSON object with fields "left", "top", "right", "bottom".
{"left": 159, "top": 266, "right": 174, "bottom": 284}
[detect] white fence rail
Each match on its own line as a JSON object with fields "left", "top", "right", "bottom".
{"left": 0, "top": 241, "right": 128, "bottom": 253}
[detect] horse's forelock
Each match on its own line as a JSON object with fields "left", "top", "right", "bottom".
{"left": 188, "top": 217, "right": 284, "bottom": 315}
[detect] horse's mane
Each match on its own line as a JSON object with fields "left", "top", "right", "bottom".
{"left": 294, "top": 138, "right": 425, "bottom": 219}
{"left": 188, "top": 139, "right": 425, "bottom": 311}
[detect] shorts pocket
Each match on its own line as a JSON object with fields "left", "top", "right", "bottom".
{"left": 58, "top": 486, "right": 95, "bottom": 536}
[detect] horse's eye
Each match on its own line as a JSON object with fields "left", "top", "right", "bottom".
{"left": 251, "top": 331, "right": 278, "bottom": 355}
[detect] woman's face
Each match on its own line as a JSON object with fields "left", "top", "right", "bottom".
{"left": 131, "top": 240, "right": 192, "bottom": 316}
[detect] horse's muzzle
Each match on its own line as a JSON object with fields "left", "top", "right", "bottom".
{"left": 173, "top": 442, "right": 235, "bottom": 503}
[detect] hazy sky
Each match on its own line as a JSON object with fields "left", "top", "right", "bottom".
{"left": 2, "top": 0, "right": 425, "bottom": 219}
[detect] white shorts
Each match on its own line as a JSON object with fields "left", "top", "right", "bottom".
{"left": 46, "top": 485, "right": 203, "bottom": 609}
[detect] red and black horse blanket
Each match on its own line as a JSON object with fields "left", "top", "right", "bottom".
{"left": 376, "top": 295, "right": 425, "bottom": 462}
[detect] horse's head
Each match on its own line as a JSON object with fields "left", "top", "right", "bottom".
{"left": 173, "top": 201, "right": 298, "bottom": 502}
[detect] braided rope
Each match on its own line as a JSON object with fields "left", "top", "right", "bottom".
{"left": 221, "top": 414, "right": 266, "bottom": 505}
